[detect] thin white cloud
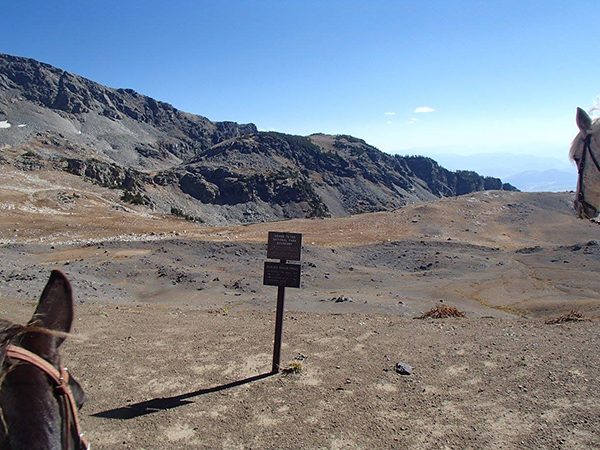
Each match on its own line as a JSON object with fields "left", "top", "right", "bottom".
{"left": 386, "top": 121, "right": 393, "bottom": 125}
{"left": 384, "top": 112, "right": 396, "bottom": 116}
{"left": 414, "top": 107, "right": 435, "bottom": 113}
{"left": 0, "top": 121, "right": 11, "bottom": 129}
{"left": 590, "top": 95, "right": 600, "bottom": 117}
{"left": 408, "top": 118, "right": 419, "bottom": 125}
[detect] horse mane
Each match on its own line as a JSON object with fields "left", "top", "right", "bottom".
{"left": 0, "top": 321, "right": 70, "bottom": 368}
{"left": 0, "top": 322, "right": 26, "bottom": 395}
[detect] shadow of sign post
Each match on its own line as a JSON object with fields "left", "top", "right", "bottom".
{"left": 264, "top": 231, "right": 302, "bottom": 373}
{"left": 92, "top": 372, "right": 274, "bottom": 420}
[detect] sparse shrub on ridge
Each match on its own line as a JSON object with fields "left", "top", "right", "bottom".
{"left": 170, "top": 207, "right": 204, "bottom": 223}
{"left": 417, "top": 305, "right": 466, "bottom": 319}
{"left": 120, "top": 190, "right": 150, "bottom": 206}
{"left": 545, "top": 310, "right": 586, "bottom": 324}
{"left": 261, "top": 132, "right": 321, "bottom": 155}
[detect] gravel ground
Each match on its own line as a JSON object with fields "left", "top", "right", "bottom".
{"left": 1, "top": 166, "right": 599, "bottom": 448}
{"left": 3, "top": 300, "right": 598, "bottom": 449}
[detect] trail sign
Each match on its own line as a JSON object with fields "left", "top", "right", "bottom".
{"left": 265, "top": 231, "right": 303, "bottom": 373}
{"left": 263, "top": 262, "right": 301, "bottom": 288}
{"left": 267, "top": 232, "right": 302, "bottom": 261}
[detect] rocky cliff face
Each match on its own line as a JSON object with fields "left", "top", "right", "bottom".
{"left": 0, "top": 53, "right": 256, "bottom": 169}
{"left": 0, "top": 53, "right": 517, "bottom": 225}
{"left": 403, "top": 156, "right": 515, "bottom": 197}
{"left": 146, "top": 132, "right": 515, "bottom": 222}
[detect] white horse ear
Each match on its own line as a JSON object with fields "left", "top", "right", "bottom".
{"left": 577, "top": 107, "right": 592, "bottom": 133}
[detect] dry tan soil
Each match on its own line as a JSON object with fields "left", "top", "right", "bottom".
{"left": 2, "top": 301, "right": 598, "bottom": 449}
{"left": 0, "top": 165, "right": 599, "bottom": 448}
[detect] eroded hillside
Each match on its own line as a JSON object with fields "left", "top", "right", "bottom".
{"left": 1, "top": 54, "right": 515, "bottom": 224}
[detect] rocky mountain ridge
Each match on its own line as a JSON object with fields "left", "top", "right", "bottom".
{"left": 0, "top": 53, "right": 516, "bottom": 225}
{"left": 0, "top": 53, "right": 256, "bottom": 170}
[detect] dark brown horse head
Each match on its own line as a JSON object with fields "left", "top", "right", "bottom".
{"left": 0, "top": 270, "right": 87, "bottom": 450}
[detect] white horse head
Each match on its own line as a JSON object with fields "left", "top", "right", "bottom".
{"left": 570, "top": 108, "right": 600, "bottom": 219}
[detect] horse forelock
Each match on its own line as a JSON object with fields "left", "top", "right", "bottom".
{"left": 0, "top": 321, "right": 24, "bottom": 369}
{"left": 570, "top": 117, "right": 600, "bottom": 162}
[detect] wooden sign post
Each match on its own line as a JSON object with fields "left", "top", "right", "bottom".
{"left": 264, "top": 232, "right": 302, "bottom": 373}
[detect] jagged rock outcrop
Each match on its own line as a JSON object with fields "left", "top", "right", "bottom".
{"left": 403, "top": 156, "right": 515, "bottom": 197}
{"left": 154, "top": 132, "right": 515, "bottom": 221}
{"left": 0, "top": 53, "right": 256, "bottom": 169}
{"left": 65, "top": 158, "right": 149, "bottom": 191}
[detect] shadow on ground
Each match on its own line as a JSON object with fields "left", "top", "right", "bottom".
{"left": 92, "top": 372, "right": 274, "bottom": 420}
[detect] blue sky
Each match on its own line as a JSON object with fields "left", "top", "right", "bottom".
{"left": 2, "top": 1, "right": 599, "bottom": 162}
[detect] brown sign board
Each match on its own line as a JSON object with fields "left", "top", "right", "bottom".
{"left": 263, "top": 262, "right": 301, "bottom": 288}
{"left": 267, "top": 232, "right": 302, "bottom": 261}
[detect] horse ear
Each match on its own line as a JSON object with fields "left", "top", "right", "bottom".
{"left": 28, "top": 270, "right": 74, "bottom": 348}
{"left": 577, "top": 107, "right": 593, "bottom": 133}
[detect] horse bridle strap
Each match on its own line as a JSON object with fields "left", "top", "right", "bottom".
{"left": 578, "top": 134, "right": 600, "bottom": 217}
{"left": 582, "top": 134, "right": 600, "bottom": 171}
{"left": 5, "top": 345, "right": 89, "bottom": 450}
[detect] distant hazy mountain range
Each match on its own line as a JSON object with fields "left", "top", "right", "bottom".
{"left": 505, "top": 169, "right": 576, "bottom": 192}
{"left": 0, "top": 53, "right": 517, "bottom": 225}
{"left": 418, "top": 153, "right": 577, "bottom": 192}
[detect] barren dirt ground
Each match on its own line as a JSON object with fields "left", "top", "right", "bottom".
{"left": 0, "top": 166, "right": 599, "bottom": 448}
